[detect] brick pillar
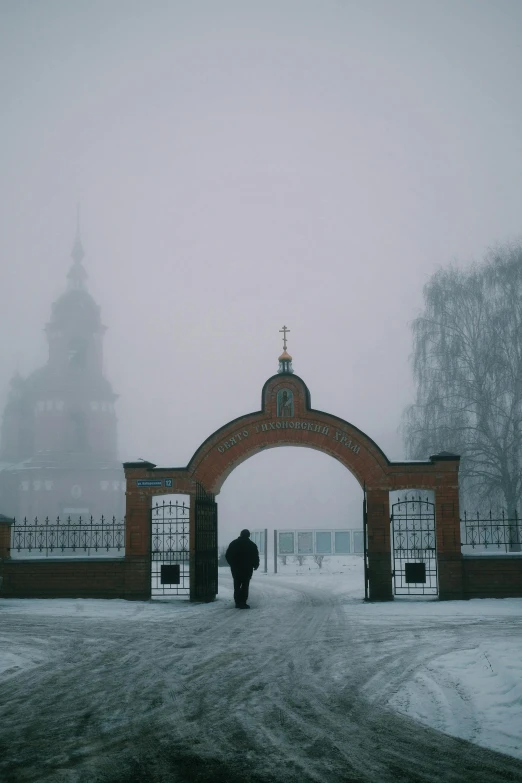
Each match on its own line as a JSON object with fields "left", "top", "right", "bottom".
{"left": 366, "top": 489, "right": 393, "bottom": 601}
{"left": 0, "top": 516, "right": 13, "bottom": 559}
{"left": 0, "top": 516, "right": 14, "bottom": 595}
{"left": 123, "top": 473, "right": 152, "bottom": 601}
{"left": 435, "top": 477, "right": 464, "bottom": 600}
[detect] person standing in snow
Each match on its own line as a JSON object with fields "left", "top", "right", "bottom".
{"left": 225, "top": 529, "right": 260, "bottom": 608}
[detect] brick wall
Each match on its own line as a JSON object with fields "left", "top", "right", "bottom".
{"left": 0, "top": 556, "right": 150, "bottom": 600}
{"left": 0, "top": 510, "right": 151, "bottom": 600}
{"left": 0, "top": 559, "right": 125, "bottom": 599}
{"left": 463, "top": 556, "right": 522, "bottom": 599}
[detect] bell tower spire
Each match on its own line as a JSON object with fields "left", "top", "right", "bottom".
{"left": 68, "top": 205, "right": 87, "bottom": 290}
{"left": 71, "top": 204, "right": 85, "bottom": 264}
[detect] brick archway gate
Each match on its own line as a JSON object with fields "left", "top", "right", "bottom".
{"left": 124, "top": 371, "right": 462, "bottom": 602}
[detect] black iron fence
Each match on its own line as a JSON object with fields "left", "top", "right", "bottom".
{"left": 10, "top": 516, "right": 125, "bottom": 557}
{"left": 461, "top": 510, "right": 521, "bottom": 554}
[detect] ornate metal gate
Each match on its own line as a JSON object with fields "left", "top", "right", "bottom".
{"left": 151, "top": 500, "right": 190, "bottom": 597}
{"left": 194, "top": 483, "right": 218, "bottom": 601}
{"left": 390, "top": 497, "right": 438, "bottom": 595}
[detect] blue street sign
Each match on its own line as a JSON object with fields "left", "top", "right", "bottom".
{"left": 136, "top": 478, "right": 174, "bottom": 488}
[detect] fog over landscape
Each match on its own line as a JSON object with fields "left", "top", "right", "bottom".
{"left": 2, "top": 1, "right": 522, "bottom": 541}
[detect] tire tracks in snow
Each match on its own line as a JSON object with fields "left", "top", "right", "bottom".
{"left": 0, "top": 583, "right": 522, "bottom": 782}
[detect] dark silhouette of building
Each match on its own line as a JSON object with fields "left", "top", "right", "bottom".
{"left": 0, "top": 222, "right": 125, "bottom": 521}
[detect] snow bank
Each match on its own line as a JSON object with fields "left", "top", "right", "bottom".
{"left": 390, "top": 637, "right": 522, "bottom": 759}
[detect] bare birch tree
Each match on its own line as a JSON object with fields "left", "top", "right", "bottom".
{"left": 403, "top": 243, "right": 522, "bottom": 530}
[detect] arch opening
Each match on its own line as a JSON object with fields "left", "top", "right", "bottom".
{"left": 218, "top": 446, "right": 365, "bottom": 595}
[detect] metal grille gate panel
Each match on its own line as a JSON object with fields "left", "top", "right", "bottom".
{"left": 194, "top": 483, "right": 218, "bottom": 601}
{"left": 151, "top": 501, "right": 190, "bottom": 597}
{"left": 363, "top": 488, "right": 369, "bottom": 600}
{"left": 390, "top": 497, "right": 438, "bottom": 595}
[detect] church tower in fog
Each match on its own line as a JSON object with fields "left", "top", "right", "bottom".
{"left": 0, "top": 221, "right": 125, "bottom": 520}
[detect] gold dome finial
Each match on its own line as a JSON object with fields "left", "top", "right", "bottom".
{"left": 278, "top": 325, "right": 294, "bottom": 373}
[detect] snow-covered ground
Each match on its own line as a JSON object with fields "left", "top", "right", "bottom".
{"left": 0, "top": 558, "right": 521, "bottom": 782}
{"left": 275, "top": 556, "right": 522, "bottom": 761}
{"left": 390, "top": 639, "right": 522, "bottom": 761}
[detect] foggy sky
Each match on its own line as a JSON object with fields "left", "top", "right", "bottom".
{"left": 2, "top": 1, "right": 522, "bottom": 541}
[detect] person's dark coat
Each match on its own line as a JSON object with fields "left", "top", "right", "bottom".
{"left": 225, "top": 536, "right": 260, "bottom": 575}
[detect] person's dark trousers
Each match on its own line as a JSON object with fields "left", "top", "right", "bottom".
{"left": 232, "top": 569, "right": 252, "bottom": 606}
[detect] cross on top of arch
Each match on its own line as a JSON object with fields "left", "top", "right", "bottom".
{"left": 279, "top": 325, "right": 290, "bottom": 351}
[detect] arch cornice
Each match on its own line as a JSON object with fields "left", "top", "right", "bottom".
{"left": 124, "top": 373, "right": 460, "bottom": 497}
{"left": 185, "top": 374, "right": 392, "bottom": 493}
